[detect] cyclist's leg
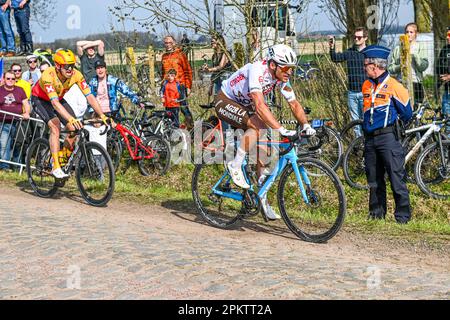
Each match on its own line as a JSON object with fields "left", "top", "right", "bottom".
{"left": 32, "top": 97, "right": 63, "bottom": 170}
{"left": 59, "top": 99, "right": 78, "bottom": 151}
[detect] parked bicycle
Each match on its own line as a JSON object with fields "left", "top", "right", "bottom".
{"left": 107, "top": 102, "right": 171, "bottom": 176}
{"left": 295, "top": 60, "right": 320, "bottom": 81}
{"left": 192, "top": 126, "right": 346, "bottom": 243}
{"left": 25, "top": 119, "right": 115, "bottom": 207}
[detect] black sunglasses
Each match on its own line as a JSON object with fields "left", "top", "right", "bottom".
{"left": 12, "top": 69, "right": 22, "bottom": 73}
{"left": 62, "top": 64, "right": 75, "bottom": 71}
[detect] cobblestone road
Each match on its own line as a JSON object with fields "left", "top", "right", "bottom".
{"left": 0, "top": 186, "right": 448, "bottom": 300}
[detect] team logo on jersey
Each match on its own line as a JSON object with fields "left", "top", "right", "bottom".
{"left": 45, "top": 84, "right": 55, "bottom": 93}
{"left": 80, "top": 80, "right": 89, "bottom": 90}
{"left": 230, "top": 74, "right": 246, "bottom": 87}
{"left": 259, "top": 76, "right": 264, "bottom": 84}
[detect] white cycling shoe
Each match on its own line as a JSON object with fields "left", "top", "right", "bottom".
{"left": 261, "top": 197, "right": 281, "bottom": 220}
{"left": 226, "top": 162, "right": 250, "bottom": 189}
{"left": 52, "top": 168, "right": 69, "bottom": 179}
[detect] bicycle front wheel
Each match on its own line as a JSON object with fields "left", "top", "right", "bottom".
{"left": 25, "top": 138, "right": 58, "bottom": 198}
{"left": 137, "top": 135, "right": 171, "bottom": 176}
{"left": 75, "top": 142, "right": 115, "bottom": 207}
{"left": 414, "top": 140, "right": 450, "bottom": 200}
{"left": 277, "top": 157, "right": 346, "bottom": 243}
{"left": 342, "top": 136, "right": 369, "bottom": 189}
{"left": 192, "top": 164, "right": 241, "bottom": 229}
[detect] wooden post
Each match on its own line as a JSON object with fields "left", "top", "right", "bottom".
{"left": 126, "top": 47, "right": 138, "bottom": 90}
{"left": 399, "top": 35, "right": 414, "bottom": 108}
{"left": 147, "top": 45, "right": 155, "bottom": 94}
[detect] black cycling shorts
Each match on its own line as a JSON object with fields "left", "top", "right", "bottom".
{"left": 31, "top": 96, "right": 76, "bottom": 126}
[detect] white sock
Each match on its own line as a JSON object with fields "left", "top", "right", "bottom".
{"left": 230, "top": 147, "right": 246, "bottom": 168}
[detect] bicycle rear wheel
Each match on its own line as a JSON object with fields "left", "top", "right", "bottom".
{"left": 137, "top": 135, "right": 171, "bottom": 176}
{"left": 277, "top": 157, "right": 346, "bottom": 243}
{"left": 414, "top": 140, "right": 450, "bottom": 200}
{"left": 25, "top": 138, "right": 58, "bottom": 198}
{"left": 76, "top": 142, "right": 115, "bottom": 207}
{"left": 192, "top": 164, "right": 241, "bottom": 229}
{"left": 342, "top": 136, "right": 369, "bottom": 189}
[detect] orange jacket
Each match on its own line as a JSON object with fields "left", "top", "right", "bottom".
{"left": 161, "top": 48, "right": 192, "bottom": 89}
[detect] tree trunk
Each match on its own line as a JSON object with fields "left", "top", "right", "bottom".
{"left": 413, "top": 0, "right": 432, "bottom": 33}
{"left": 345, "top": 0, "right": 379, "bottom": 48}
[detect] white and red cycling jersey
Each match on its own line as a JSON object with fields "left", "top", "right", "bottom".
{"left": 220, "top": 59, "right": 296, "bottom": 108}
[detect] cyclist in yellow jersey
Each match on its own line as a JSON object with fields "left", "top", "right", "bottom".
{"left": 31, "top": 49, "right": 110, "bottom": 179}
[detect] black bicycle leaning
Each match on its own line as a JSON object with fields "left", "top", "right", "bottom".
{"left": 25, "top": 119, "right": 115, "bottom": 207}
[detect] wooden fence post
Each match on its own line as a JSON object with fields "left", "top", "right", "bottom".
{"left": 147, "top": 45, "right": 155, "bottom": 94}
{"left": 399, "top": 35, "right": 414, "bottom": 108}
{"left": 126, "top": 47, "right": 138, "bottom": 90}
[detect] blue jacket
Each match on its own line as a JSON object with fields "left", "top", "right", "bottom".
{"left": 362, "top": 72, "right": 413, "bottom": 133}
{"left": 89, "top": 75, "right": 140, "bottom": 112}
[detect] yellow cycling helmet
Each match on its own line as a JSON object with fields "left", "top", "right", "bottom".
{"left": 53, "top": 49, "right": 76, "bottom": 65}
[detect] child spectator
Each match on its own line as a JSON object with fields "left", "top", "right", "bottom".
{"left": 160, "top": 69, "right": 184, "bottom": 128}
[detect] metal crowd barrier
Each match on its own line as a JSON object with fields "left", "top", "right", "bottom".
{"left": 0, "top": 110, "right": 46, "bottom": 174}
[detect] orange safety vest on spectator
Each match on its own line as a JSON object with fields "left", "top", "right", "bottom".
{"left": 161, "top": 48, "right": 193, "bottom": 90}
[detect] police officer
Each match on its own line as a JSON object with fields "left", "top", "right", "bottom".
{"left": 361, "top": 45, "right": 413, "bottom": 224}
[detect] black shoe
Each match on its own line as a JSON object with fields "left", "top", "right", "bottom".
{"left": 16, "top": 44, "right": 25, "bottom": 56}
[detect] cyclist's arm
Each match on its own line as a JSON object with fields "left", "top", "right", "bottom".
{"left": 288, "top": 100, "right": 308, "bottom": 126}
{"left": 86, "top": 94, "right": 106, "bottom": 118}
{"left": 249, "top": 91, "right": 282, "bottom": 130}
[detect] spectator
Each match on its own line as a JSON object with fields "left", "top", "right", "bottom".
{"left": 361, "top": 45, "right": 413, "bottom": 224}
{"left": 11, "top": 62, "right": 30, "bottom": 99}
{"left": 76, "top": 39, "right": 105, "bottom": 83}
{"left": 180, "top": 33, "right": 190, "bottom": 53}
{"left": 160, "top": 68, "right": 183, "bottom": 128}
{"left": 89, "top": 60, "right": 141, "bottom": 116}
{"left": 10, "top": 0, "right": 32, "bottom": 56}
{"left": 39, "top": 61, "right": 50, "bottom": 73}
{"left": 0, "top": 0, "right": 15, "bottom": 57}
{"left": 202, "top": 35, "right": 232, "bottom": 97}
{"left": 437, "top": 27, "right": 450, "bottom": 137}
{"left": 0, "top": 70, "right": 30, "bottom": 170}
{"left": 388, "top": 22, "right": 429, "bottom": 107}
{"left": 22, "top": 54, "right": 41, "bottom": 86}
{"left": 161, "top": 35, "right": 193, "bottom": 129}
{"left": 329, "top": 27, "right": 368, "bottom": 137}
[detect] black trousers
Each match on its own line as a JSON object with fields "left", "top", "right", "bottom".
{"left": 364, "top": 132, "right": 411, "bottom": 222}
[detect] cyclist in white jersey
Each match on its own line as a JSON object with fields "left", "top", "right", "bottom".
{"left": 214, "top": 44, "right": 316, "bottom": 220}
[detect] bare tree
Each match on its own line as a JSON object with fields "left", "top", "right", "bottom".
{"left": 318, "top": 0, "right": 400, "bottom": 44}
{"left": 110, "top": 0, "right": 308, "bottom": 66}
{"left": 31, "top": 0, "right": 57, "bottom": 30}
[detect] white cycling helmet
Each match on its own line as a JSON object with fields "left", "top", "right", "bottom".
{"left": 267, "top": 44, "right": 297, "bottom": 67}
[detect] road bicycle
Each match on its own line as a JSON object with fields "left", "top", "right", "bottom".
{"left": 25, "top": 119, "right": 115, "bottom": 207}
{"left": 295, "top": 61, "right": 320, "bottom": 81}
{"left": 107, "top": 103, "right": 171, "bottom": 176}
{"left": 192, "top": 127, "right": 346, "bottom": 243}
{"left": 342, "top": 109, "right": 449, "bottom": 195}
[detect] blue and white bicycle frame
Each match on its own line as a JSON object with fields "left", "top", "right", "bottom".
{"left": 211, "top": 140, "right": 313, "bottom": 205}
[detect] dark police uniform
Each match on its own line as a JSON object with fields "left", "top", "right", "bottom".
{"left": 361, "top": 45, "right": 413, "bottom": 224}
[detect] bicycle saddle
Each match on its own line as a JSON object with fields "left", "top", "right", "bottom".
{"left": 199, "top": 103, "right": 215, "bottom": 109}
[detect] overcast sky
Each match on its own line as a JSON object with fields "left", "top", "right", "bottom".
{"left": 31, "top": 0, "right": 415, "bottom": 43}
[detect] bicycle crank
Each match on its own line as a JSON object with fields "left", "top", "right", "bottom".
{"left": 241, "top": 190, "right": 261, "bottom": 217}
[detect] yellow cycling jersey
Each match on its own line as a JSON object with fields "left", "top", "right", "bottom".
{"left": 32, "top": 67, "right": 91, "bottom": 102}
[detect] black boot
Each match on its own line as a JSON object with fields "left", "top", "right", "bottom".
{"left": 16, "top": 44, "right": 25, "bottom": 56}
{"left": 27, "top": 43, "right": 34, "bottom": 55}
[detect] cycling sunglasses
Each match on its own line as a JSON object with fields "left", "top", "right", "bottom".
{"left": 276, "top": 64, "right": 295, "bottom": 72}
{"left": 62, "top": 64, "right": 75, "bottom": 71}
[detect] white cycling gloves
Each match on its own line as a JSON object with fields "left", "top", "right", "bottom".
{"left": 276, "top": 126, "right": 297, "bottom": 137}
{"left": 302, "top": 123, "right": 316, "bottom": 136}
